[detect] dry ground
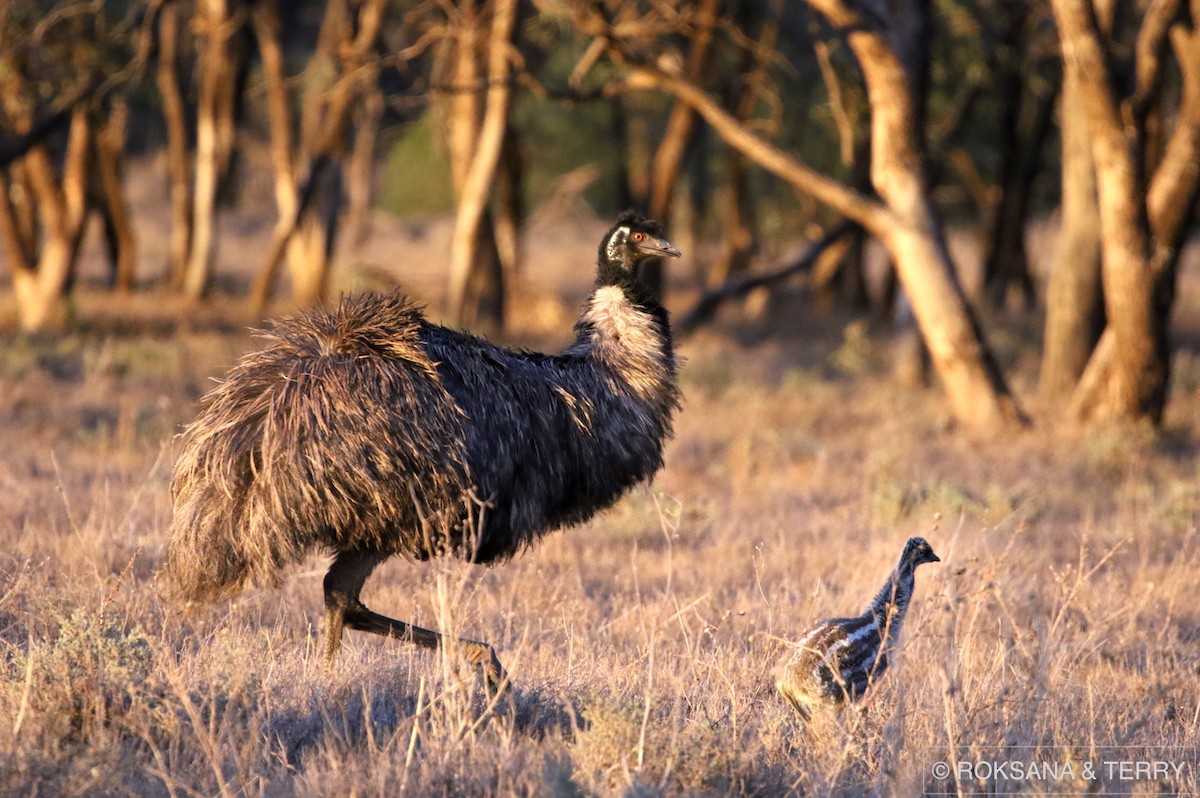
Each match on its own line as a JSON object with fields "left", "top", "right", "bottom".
{"left": 1, "top": 200, "right": 1200, "bottom": 796}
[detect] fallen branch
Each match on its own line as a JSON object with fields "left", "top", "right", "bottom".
{"left": 677, "top": 219, "right": 855, "bottom": 335}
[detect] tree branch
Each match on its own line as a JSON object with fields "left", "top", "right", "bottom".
{"left": 677, "top": 220, "right": 855, "bottom": 335}
{"left": 622, "top": 63, "right": 889, "bottom": 233}
{"left": 1146, "top": 16, "right": 1200, "bottom": 256}
{"left": 447, "top": 0, "right": 518, "bottom": 322}
{"left": 0, "top": 74, "right": 97, "bottom": 167}
{"left": 1130, "top": 0, "right": 1183, "bottom": 132}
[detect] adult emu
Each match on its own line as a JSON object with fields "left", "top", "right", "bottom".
{"left": 167, "top": 212, "right": 681, "bottom": 687}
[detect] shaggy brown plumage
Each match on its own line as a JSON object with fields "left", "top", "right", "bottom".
{"left": 167, "top": 212, "right": 682, "bottom": 687}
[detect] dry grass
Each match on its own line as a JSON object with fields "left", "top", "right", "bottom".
{"left": 3, "top": 214, "right": 1200, "bottom": 795}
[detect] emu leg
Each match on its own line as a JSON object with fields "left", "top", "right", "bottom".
{"left": 322, "top": 550, "right": 508, "bottom": 690}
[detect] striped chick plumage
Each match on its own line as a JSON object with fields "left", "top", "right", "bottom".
{"left": 776, "top": 537, "right": 940, "bottom": 720}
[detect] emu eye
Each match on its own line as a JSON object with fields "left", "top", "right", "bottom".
{"left": 631, "top": 232, "right": 645, "bottom": 242}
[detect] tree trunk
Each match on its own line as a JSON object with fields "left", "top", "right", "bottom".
{"left": 493, "top": 124, "right": 524, "bottom": 284}
{"left": 8, "top": 163, "right": 38, "bottom": 263}
{"left": 981, "top": 6, "right": 1051, "bottom": 311}
{"left": 94, "top": 99, "right": 136, "bottom": 291}
{"left": 707, "top": 0, "right": 780, "bottom": 291}
{"left": 184, "top": 0, "right": 240, "bottom": 300}
{"left": 447, "top": 0, "right": 518, "bottom": 330}
{"left": 813, "top": 0, "right": 1024, "bottom": 428}
{"left": 156, "top": 0, "right": 193, "bottom": 289}
{"left": 248, "top": 0, "right": 385, "bottom": 312}
{"left": 621, "top": 1, "right": 1025, "bottom": 430}
{"left": 345, "top": 81, "right": 383, "bottom": 251}
{"left": 811, "top": 38, "right": 871, "bottom": 311}
{"left": 1040, "top": 64, "right": 1104, "bottom": 401}
{"left": 290, "top": 164, "right": 343, "bottom": 306}
{"left": 707, "top": 146, "right": 756, "bottom": 288}
{"left": 8, "top": 106, "right": 90, "bottom": 331}
{"left": 0, "top": 172, "right": 33, "bottom": 275}
{"left": 1051, "top": 0, "right": 1183, "bottom": 423}
{"left": 837, "top": 143, "right": 872, "bottom": 309}
{"left": 248, "top": 0, "right": 298, "bottom": 312}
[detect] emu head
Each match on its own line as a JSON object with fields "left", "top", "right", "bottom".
{"left": 599, "top": 211, "right": 681, "bottom": 277}
{"left": 899, "top": 536, "right": 941, "bottom": 572}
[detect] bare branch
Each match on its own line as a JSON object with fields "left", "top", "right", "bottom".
{"left": 677, "top": 221, "right": 855, "bottom": 335}
{"left": 1130, "top": 0, "right": 1183, "bottom": 131}
{"left": 1146, "top": 17, "right": 1200, "bottom": 255}
{"left": 623, "top": 62, "right": 889, "bottom": 233}
{"left": 814, "top": 40, "right": 856, "bottom": 167}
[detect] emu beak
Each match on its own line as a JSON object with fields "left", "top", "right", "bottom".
{"left": 639, "top": 235, "right": 682, "bottom": 259}
{"left": 927, "top": 550, "right": 941, "bottom": 564}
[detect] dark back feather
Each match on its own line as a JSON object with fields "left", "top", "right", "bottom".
{"left": 168, "top": 295, "right": 472, "bottom": 599}
{"left": 168, "top": 276, "right": 680, "bottom": 598}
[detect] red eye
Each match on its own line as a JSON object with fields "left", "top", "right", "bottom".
{"left": 631, "top": 232, "right": 644, "bottom": 242}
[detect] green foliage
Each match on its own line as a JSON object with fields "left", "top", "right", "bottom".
{"left": 375, "top": 44, "right": 659, "bottom": 220}
{"left": 2, "top": 604, "right": 159, "bottom": 750}
{"left": 870, "top": 477, "right": 983, "bottom": 525}
{"left": 378, "top": 114, "right": 457, "bottom": 217}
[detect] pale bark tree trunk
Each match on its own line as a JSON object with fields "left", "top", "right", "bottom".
{"left": 344, "top": 81, "right": 384, "bottom": 251}
{"left": 248, "top": 0, "right": 385, "bottom": 313}
{"left": 1040, "top": 64, "right": 1104, "bottom": 400}
{"left": 248, "top": 0, "right": 298, "bottom": 311}
{"left": 0, "top": 173, "right": 33, "bottom": 275}
{"left": 293, "top": 0, "right": 383, "bottom": 308}
{"left": 156, "top": 0, "right": 193, "bottom": 289}
{"left": 1051, "top": 0, "right": 1200, "bottom": 423}
{"left": 618, "top": 0, "right": 1025, "bottom": 430}
{"left": 94, "top": 99, "right": 136, "bottom": 291}
{"left": 6, "top": 106, "right": 90, "bottom": 331}
{"left": 443, "top": 4, "right": 482, "bottom": 195}
{"left": 184, "top": 0, "right": 241, "bottom": 300}
{"left": 7, "top": 163, "right": 38, "bottom": 265}
{"left": 447, "top": 0, "right": 518, "bottom": 329}
{"left": 823, "top": 0, "right": 1021, "bottom": 426}
{"left": 433, "top": 0, "right": 507, "bottom": 333}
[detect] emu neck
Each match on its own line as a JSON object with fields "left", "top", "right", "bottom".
{"left": 597, "top": 260, "right": 659, "bottom": 309}
{"left": 867, "top": 564, "right": 916, "bottom": 641}
{"left": 569, "top": 274, "right": 674, "bottom": 402}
